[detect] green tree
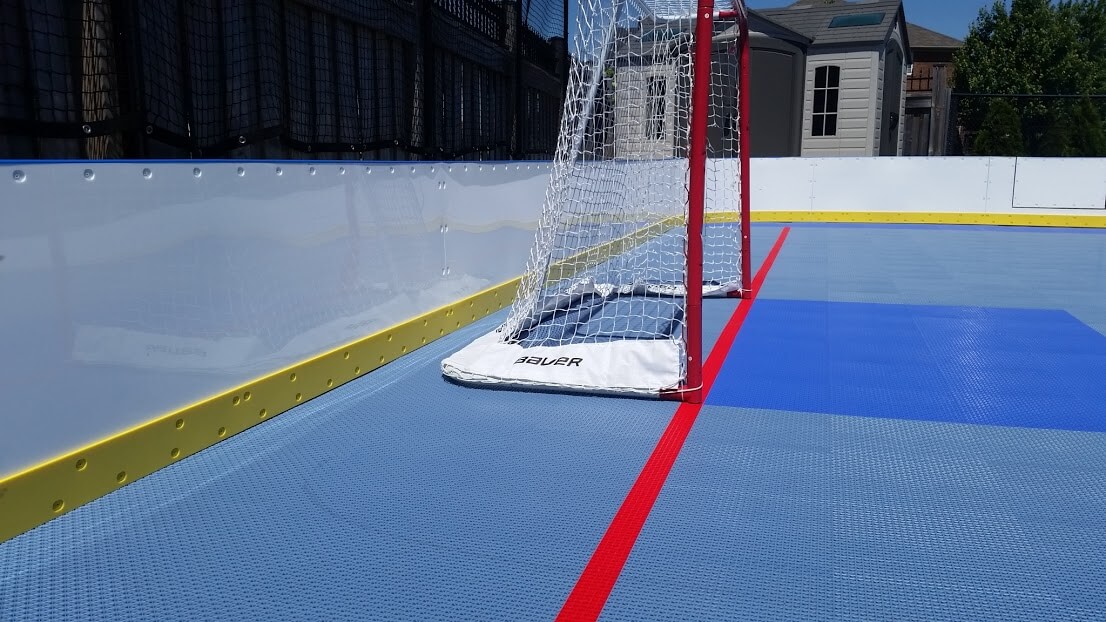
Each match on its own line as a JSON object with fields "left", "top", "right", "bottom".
{"left": 955, "top": 0, "right": 1106, "bottom": 95}
{"left": 1059, "top": 0, "right": 1106, "bottom": 89}
{"left": 952, "top": 0, "right": 1106, "bottom": 154}
{"left": 972, "top": 99, "right": 1025, "bottom": 155}
{"left": 1069, "top": 95, "right": 1106, "bottom": 154}
{"left": 1038, "top": 100, "right": 1075, "bottom": 156}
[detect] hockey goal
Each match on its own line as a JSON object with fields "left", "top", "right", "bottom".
{"left": 442, "top": 0, "right": 750, "bottom": 402}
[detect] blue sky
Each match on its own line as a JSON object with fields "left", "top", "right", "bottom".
{"left": 744, "top": 0, "right": 1003, "bottom": 40}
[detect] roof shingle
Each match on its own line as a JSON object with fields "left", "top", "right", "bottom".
{"left": 757, "top": 0, "right": 902, "bottom": 46}
{"left": 907, "top": 22, "right": 962, "bottom": 49}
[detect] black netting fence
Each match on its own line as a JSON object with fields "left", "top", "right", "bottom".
{"left": 0, "top": 0, "right": 568, "bottom": 160}
{"left": 946, "top": 93, "right": 1106, "bottom": 157}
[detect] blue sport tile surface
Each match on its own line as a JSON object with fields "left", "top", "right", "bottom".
{"left": 604, "top": 404, "right": 1106, "bottom": 622}
{"left": 709, "top": 299, "right": 1106, "bottom": 433}
{"left": 3, "top": 221, "right": 1105, "bottom": 622}
{"left": 0, "top": 313, "right": 680, "bottom": 622}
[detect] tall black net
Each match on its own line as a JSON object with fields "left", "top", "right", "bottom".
{"left": 0, "top": 0, "right": 568, "bottom": 160}
{"left": 946, "top": 93, "right": 1106, "bottom": 158}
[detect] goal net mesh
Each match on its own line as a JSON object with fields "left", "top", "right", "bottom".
{"left": 442, "top": 0, "right": 744, "bottom": 395}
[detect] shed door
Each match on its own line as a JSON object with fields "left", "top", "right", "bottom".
{"left": 748, "top": 44, "right": 804, "bottom": 157}
{"left": 880, "top": 45, "right": 904, "bottom": 156}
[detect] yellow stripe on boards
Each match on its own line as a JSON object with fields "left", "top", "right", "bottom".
{"left": 0, "top": 277, "right": 520, "bottom": 544}
{"left": 545, "top": 216, "right": 684, "bottom": 285}
{"left": 749, "top": 211, "right": 1106, "bottom": 228}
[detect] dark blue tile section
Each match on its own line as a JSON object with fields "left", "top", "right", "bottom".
{"left": 0, "top": 314, "right": 679, "bottom": 622}
{"left": 603, "top": 405, "right": 1106, "bottom": 622}
{"left": 709, "top": 299, "right": 1106, "bottom": 433}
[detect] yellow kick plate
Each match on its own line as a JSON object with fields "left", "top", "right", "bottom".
{"left": 0, "top": 277, "right": 520, "bottom": 544}
{"left": 750, "top": 211, "right": 1106, "bottom": 228}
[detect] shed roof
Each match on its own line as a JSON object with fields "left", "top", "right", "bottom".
{"left": 757, "top": 0, "right": 903, "bottom": 47}
{"left": 747, "top": 9, "right": 813, "bottom": 45}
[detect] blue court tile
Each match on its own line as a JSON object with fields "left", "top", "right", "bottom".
{"left": 708, "top": 299, "right": 1106, "bottom": 433}
{"left": 0, "top": 313, "right": 679, "bottom": 622}
{"left": 603, "top": 405, "right": 1105, "bottom": 622}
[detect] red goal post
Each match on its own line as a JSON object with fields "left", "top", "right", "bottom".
{"left": 685, "top": 0, "right": 751, "bottom": 402}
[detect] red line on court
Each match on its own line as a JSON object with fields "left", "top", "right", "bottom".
{"left": 555, "top": 226, "right": 791, "bottom": 622}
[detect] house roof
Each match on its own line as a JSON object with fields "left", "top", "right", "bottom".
{"left": 757, "top": 0, "right": 904, "bottom": 47}
{"left": 907, "top": 22, "right": 962, "bottom": 49}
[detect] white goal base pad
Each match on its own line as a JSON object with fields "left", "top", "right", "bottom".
{"left": 441, "top": 330, "right": 684, "bottom": 397}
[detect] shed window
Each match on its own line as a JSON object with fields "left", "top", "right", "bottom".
{"left": 812, "top": 65, "right": 840, "bottom": 137}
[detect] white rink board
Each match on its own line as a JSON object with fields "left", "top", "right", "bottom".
{"left": 810, "top": 157, "right": 999, "bottom": 213}
{"left": 752, "top": 156, "right": 1106, "bottom": 215}
{"left": 1012, "top": 158, "right": 1106, "bottom": 210}
{"left": 748, "top": 158, "right": 812, "bottom": 212}
{"left": 0, "top": 161, "right": 546, "bottom": 477}
{"left": 2, "top": 155, "right": 1105, "bottom": 478}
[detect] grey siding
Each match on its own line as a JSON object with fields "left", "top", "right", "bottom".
{"left": 612, "top": 63, "right": 680, "bottom": 159}
{"left": 874, "top": 50, "right": 884, "bottom": 153}
{"left": 801, "top": 51, "right": 878, "bottom": 156}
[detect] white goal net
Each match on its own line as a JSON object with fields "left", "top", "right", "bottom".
{"left": 442, "top": 0, "right": 748, "bottom": 399}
